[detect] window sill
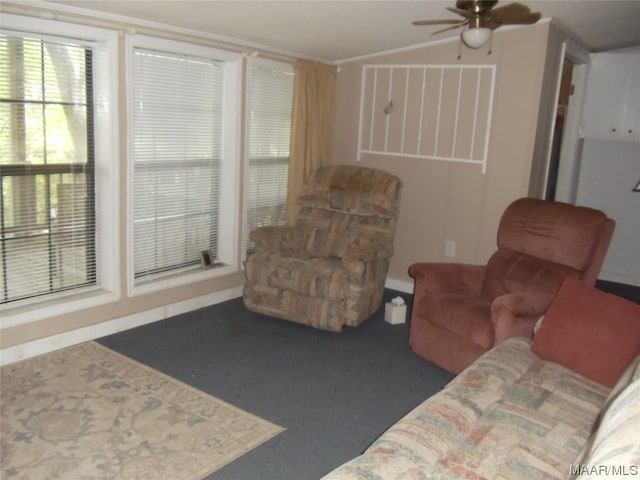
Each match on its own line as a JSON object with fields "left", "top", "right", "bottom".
{"left": 0, "top": 288, "right": 120, "bottom": 330}
{"left": 129, "top": 262, "right": 238, "bottom": 298}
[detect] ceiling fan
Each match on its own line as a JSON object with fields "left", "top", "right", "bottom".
{"left": 412, "top": 0, "right": 541, "bottom": 49}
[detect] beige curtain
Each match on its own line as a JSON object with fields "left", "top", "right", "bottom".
{"left": 286, "top": 59, "right": 338, "bottom": 224}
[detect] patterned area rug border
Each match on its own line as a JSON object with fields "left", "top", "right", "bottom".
{"left": 1, "top": 341, "right": 285, "bottom": 479}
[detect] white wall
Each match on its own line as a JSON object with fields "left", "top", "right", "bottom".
{"left": 576, "top": 139, "right": 640, "bottom": 286}
{"left": 573, "top": 47, "right": 640, "bottom": 286}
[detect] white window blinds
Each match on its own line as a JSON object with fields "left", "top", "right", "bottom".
{"left": 245, "top": 59, "right": 293, "bottom": 252}
{"left": 131, "top": 47, "right": 224, "bottom": 281}
{"left": 0, "top": 31, "right": 96, "bottom": 304}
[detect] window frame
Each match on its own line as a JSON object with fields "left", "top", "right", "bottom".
{"left": 125, "top": 34, "right": 242, "bottom": 297}
{"left": 0, "top": 14, "right": 120, "bottom": 327}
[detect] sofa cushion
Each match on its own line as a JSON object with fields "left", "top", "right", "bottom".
{"left": 532, "top": 277, "right": 640, "bottom": 387}
{"left": 565, "top": 354, "right": 640, "bottom": 480}
{"left": 573, "top": 377, "right": 640, "bottom": 479}
{"left": 433, "top": 342, "right": 608, "bottom": 480}
{"left": 603, "top": 354, "right": 640, "bottom": 409}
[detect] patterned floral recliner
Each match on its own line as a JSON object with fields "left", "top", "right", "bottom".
{"left": 243, "top": 165, "right": 402, "bottom": 332}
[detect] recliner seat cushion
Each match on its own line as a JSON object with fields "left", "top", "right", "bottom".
{"left": 245, "top": 251, "right": 348, "bottom": 301}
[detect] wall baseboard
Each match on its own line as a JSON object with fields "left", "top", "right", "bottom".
{"left": 385, "top": 277, "right": 414, "bottom": 294}
{"left": 0, "top": 285, "right": 243, "bottom": 366}
{"left": 598, "top": 271, "right": 640, "bottom": 288}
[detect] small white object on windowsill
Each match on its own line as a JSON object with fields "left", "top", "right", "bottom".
{"left": 384, "top": 296, "right": 407, "bottom": 325}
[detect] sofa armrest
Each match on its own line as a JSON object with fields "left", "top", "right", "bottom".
{"left": 491, "top": 292, "right": 556, "bottom": 345}
{"left": 409, "top": 263, "right": 485, "bottom": 295}
{"left": 249, "top": 225, "right": 303, "bottom": 253}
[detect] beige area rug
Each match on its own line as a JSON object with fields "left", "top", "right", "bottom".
{"left": 1, "top": 341, "right": 284, "bottom": 479}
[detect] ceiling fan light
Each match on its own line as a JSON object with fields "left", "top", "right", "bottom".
{"left": 461, "top": 27, "right": 492, "bottom": 48}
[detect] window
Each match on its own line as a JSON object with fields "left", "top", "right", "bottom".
{"left": 245, "top": 59, "right": 293, "bottom": 252}
{"left": 129, "top": 37, "right": 240, "bottom": 287}
{"left": 0, "top": 31, "right": 96, "bottom": 304}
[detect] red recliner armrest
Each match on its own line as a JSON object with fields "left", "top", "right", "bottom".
{"left": 491, "top": 292, "right": 556, "bottom": 345}
{"left": 409, "top": 263, "right": 485, "bottom": 295}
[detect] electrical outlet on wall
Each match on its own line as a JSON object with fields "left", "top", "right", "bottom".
{"left": 445, "top": 240, "right": 456, "bottom": 257}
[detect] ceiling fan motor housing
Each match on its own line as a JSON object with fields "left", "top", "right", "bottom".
{"left": 456, "top": 0, "right": 499, "bottom": 15}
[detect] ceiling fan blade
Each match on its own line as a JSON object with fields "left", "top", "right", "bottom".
{"left": 498, "top": 12, "right": 541, "bottom": 25}
{"left": 490, "top": 2, "right": 531, "bottom": 17}
{"left": 489, "top": 2, "right": 541, "bottom": 25}
{"left": 485, "top": 11, "right": 540, "bottom": 29}
{"left": 498, "top": 12, "right": 540, "bottom": 25}
{"left": 446, "top": 6, "right": 473, "bottom": 18}
{"left": 413, "top": 18, "right": 466, "bottom": 26}
{"left": 432, "top": 21, "right": 469, "bottom": 35}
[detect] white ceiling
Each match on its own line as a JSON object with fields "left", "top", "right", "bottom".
{"left": 41, "top": 0, "right": 640, "bottom": 62}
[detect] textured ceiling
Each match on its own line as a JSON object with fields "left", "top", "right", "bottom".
{"left": 37, "top": 0, "right": 640, "bottom": 62}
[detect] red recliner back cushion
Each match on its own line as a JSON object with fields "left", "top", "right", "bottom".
{"left": 497, "top": 198, "right": 609, "bottom": 270}
{"left": 481, "top": 198, "right": 611, "bottom": 299}
{"left": 481, "top": 249, "right": 580, "bottom": 299}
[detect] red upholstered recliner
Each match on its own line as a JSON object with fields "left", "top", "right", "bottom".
{"left": 408, "top": 197, "right": 615, "bottom": 374}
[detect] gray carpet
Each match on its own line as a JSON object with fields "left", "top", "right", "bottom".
{"left": 97, "top": 289, "right": 454, "bottom": 480}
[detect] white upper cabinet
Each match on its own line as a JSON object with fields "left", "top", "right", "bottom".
{"left": 581, "top": 49, "right": 640, "bottom": 142}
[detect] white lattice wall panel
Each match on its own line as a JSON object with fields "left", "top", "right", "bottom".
{"left": 357, "top": 64, "right": 496, "bottom": 173}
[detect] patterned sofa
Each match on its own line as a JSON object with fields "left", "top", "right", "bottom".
{"left": 321, "top": 279, "right": 640, "bottom": 479}
{"left": 243, "top": 165, "right": 402, "bottom": 332}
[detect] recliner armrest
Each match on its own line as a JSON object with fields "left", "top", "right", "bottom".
{"left": 491, "top": 292, "right": 556, "bottom": 345}
{"left": 409, "top": 263, "right": 485, "bottom": 295}
{"left": 341, "top": 241, "right": 393, "bottom": 274}
{"left": 249, "top": 225, "right": 303, "bottom": 253}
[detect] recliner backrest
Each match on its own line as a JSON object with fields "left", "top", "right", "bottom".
{"left": 295, "top": 165, "right": 402, "bottom": 258}
{"left": 481, "top": 198, "right": 615, "bottom": 298}
{"left": 297, "top": 165, "right": 401, "bottom": 219}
